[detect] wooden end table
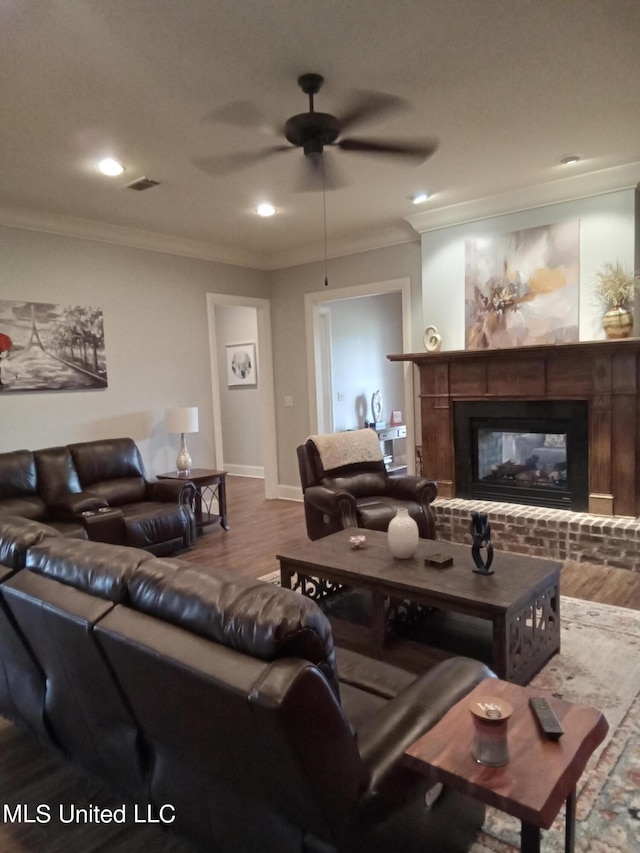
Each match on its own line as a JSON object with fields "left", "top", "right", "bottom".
{"left": 403, "top": 678, "right": 608, "bottom": 853}
{"left": 156, "top": 469, "right": 228, "bottom": 532}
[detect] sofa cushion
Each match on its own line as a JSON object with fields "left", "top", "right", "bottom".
{"left": 0, "top": 449, "right": 48, "bottom": 520}
{"left": 87, "top": 477, "right": 147, "bottom": 506}
{"left": 0, "top": 496, "right": 48, "bottom": 521}
{"left": 25, "top": 538, "right": 154, "bottom": 602}
{"left": 0, "top": 450, "right": 38, "bottom": 501}
{"left": 68, "top": 437, "right": 147, "bottom": 485}
{"left": 336, "top": 647, "right": 416, "bottom": 700}
{"left": 0, "top": 515, "right": 61, "bottom": 570}
{"left": 320, "top": 469, "right": 389, "bottom": 498}
{"left": 34, "top": 446, "right": 83, "bottom": 505}
{"left": 356, "top": 497, "right": 422, "bottom": 532}
{"left": 119, "top": 502, "right": 188, "bottom": 548}
{"left": 126, "top": 563, "right": 341, "bottom": 696}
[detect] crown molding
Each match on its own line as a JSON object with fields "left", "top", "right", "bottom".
{"left": 0, "top": 205, "right": 265, "bottom": 269}
{"left": 2, "top": 161, "right": 637, "bottom": 272}
{"left": 260, "top": 222, "right": 418, "bottom": 270}
{"left": 404, "top": 162, "right": 640, "bottom": 234}
{"left": 0, "top": 204, "right": 418, "bottom": 270}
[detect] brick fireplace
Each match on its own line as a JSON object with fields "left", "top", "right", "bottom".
{"left": 389, "top": 339, "right": 640, "bottom": 572}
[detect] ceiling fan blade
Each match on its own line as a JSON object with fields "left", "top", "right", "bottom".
{"left": 191, "top": 146, "right": 291, "bottom": 177}
{"left": 338, "top": 137, "right": 438, "bottom": 162}
{"left": 338, "top": 90, "right": 409, "bottom": 132}
{"left": 204, "top": 101, "right": 281, "bottom": 136}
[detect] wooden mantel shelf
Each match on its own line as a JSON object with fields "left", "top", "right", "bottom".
{"left": 388, "top": 337, "right": 640, "bottom": 366}
{"left": 388, "top": 339, "right": 640, "bottom": 517}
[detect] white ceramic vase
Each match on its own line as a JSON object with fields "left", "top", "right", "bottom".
{"left": 387, "top": 507, "right": 419, "bottom": 559}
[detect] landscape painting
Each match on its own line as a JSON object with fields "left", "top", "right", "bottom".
{"left": 465, "top": 220, "right": 580, "bottom": 350}
{"left": 0, "top": 300, "right": 108, "bottom": 392}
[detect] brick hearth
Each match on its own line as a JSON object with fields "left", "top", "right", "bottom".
{"left": 434, "top": 497, "right": 640, "bottom": 573}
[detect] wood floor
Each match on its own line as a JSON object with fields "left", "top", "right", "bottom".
{"left": 185, "top": 475, "right": 640, "bottom": 610}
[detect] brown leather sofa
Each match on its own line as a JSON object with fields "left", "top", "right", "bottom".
{"left": 297, "top": 431, "right": 438, "bottom": 541}
{"left": 0, "top": 515, "right": 494, "bottom": 853}
{"left": 0, "top": 438, "right": 195, "bottom": 555}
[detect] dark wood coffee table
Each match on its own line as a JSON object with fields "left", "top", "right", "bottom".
{"left": 277, "top": 529, "right": 561, "bottom": 684}
{"left": 404, "top": 678, "right": 609, "bottom": 853}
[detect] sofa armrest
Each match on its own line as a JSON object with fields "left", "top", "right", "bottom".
{"left": 51, "top": 492, "right": 109, "bottom": 516}
{"left": 386, "top": 476, "right": 438, "bottom": 506}
{"left": 146, "top": 479, "right": 196, "bottom": 506}
{"left": 304, "top": 485, "right": 358, "bottom": 528}
{"left": 356, "top": 657, "right": 494, "bottom": 792}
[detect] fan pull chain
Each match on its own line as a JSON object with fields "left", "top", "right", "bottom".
{"left": 322, "top": 157, "right": 328, "bottom": 286}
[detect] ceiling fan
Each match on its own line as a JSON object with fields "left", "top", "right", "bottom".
{"left": 193, "top": 73, "right": 438, "bottom": 190}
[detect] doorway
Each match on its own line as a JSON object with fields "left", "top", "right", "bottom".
{"left": 206, "top": 293, "right": 278, "bottom": 499}
{"left": 304, "top": 277, "right": 416, "bottom": 472}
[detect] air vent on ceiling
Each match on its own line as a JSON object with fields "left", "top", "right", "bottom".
{"left": 125, "top": 177, "right": 160, "bottom": 191}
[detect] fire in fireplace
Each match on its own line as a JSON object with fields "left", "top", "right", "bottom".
{"left": 454, "top": 401, "right": 589, "bottom": 510}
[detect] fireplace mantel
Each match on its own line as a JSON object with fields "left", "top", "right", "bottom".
{"left": 389, "top": 339, "right": 640, "bottom": 517}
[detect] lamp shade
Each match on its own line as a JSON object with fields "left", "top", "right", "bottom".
{"left": 165, "top": 406, "right": 199, "bottom": 434}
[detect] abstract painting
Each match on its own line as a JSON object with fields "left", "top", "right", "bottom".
{"left": 465, "top": 220, "right": 580, "bottom": 350}
{"left": 0, "top": 300, "right": 107, "bottom": 392}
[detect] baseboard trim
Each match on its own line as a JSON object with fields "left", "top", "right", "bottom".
{"left": 278, "top": 484, "right": 303, "bottom": 502}
{"left": 225, "top": 464, "right": 264, "bottom": 478}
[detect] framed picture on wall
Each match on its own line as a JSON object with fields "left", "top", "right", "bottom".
{"left": 226, "top": 342, "right": 257, "bottom": 387}
{"left": 0, "top": 299, "right": 108, "bottom": 393}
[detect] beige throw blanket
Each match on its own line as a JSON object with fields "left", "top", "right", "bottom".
{"left": 308, "top": 428, "right": 382, "bottom": 471}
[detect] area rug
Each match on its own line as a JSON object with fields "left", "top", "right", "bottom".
{"left": 257, "top": 573, "right": 640, "bottom": 852}
{"left": 471, "top": 597, "right": 640, "bottom": 853}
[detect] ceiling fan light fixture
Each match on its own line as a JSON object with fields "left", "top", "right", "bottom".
{"left": 560, "top": 155, "right": 581, "bottom": 166}
{"left": 255, "top": 203, "right": 277, "bottom": 217}
{"left": 97, "top": 158, "right": 125, "bottom": 177}
{"left": 411, "top": 191, "right": 430, "bottom": 204}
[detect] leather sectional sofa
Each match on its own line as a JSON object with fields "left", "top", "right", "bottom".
{"left": 0, "top": 514, "right": 494, "bottom": 852}
{"left": 0, "top": 437, "right": 195, "bottom": 555}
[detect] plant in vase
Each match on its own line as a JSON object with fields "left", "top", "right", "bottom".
{"left": 592, "top": 261, "right": 640, "bottom": 339}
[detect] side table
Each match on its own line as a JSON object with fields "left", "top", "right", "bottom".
{"left": 156, "top": 469, "right": 229, "bottom": 532}
{"left": 403, "top": 678, "right": 608, "bottom": 853}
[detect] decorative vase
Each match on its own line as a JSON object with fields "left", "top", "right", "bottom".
{"left": 423, "top": 325, "right": 442, "bottom": 352}
{"left": 603, "top": 304, "right": 633, "bottom": 339}
{"left": 387, "top": 507, "right": 419, "bottom": 559}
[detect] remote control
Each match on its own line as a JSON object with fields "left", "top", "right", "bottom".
{"left": 529, "top": 697, "right": 564, "bottom": 740}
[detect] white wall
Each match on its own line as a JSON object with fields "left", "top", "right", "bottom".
{"left": 214, "top": 304, "right": 263, "bottom": 475}
{"left": 329, "top": 292, "right": 403, "bottom": 431}
{"left": 0, "top": 225, "right": 269, "bottom": 474}
{"left": 420, "top": 189, "right": 636, "bottom": 350}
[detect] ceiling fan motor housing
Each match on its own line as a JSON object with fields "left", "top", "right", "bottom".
{"left": 284, "top": 112, "right": 341, "bottom": 156}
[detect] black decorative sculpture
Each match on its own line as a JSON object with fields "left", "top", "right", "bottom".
{"left": 470, "top": 511, "right": 494, "bottom": 575}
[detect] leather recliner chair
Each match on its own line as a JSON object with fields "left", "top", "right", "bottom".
{"left": 297, "top": 429, "right": 438, "bottom": 541}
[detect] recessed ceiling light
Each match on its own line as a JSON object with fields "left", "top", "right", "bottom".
{"left": 255, "top": 203, "right": 277, "bottom": 217}
{"left": 410, "top": 192, "right": 430, "bottom": 204}
{"left": 98, "top": 158, "right": 125, "bottom": 176}
{"left": 560, "top": 155, "right": 581, "bottom": 166}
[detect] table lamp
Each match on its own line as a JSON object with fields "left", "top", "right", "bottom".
{"left": 165, "top": 406, "right": 199, "bottom": 473}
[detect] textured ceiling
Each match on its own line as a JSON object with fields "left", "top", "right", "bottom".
{"left": 1, "top": 0, "right": 639, "bottom": 268}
